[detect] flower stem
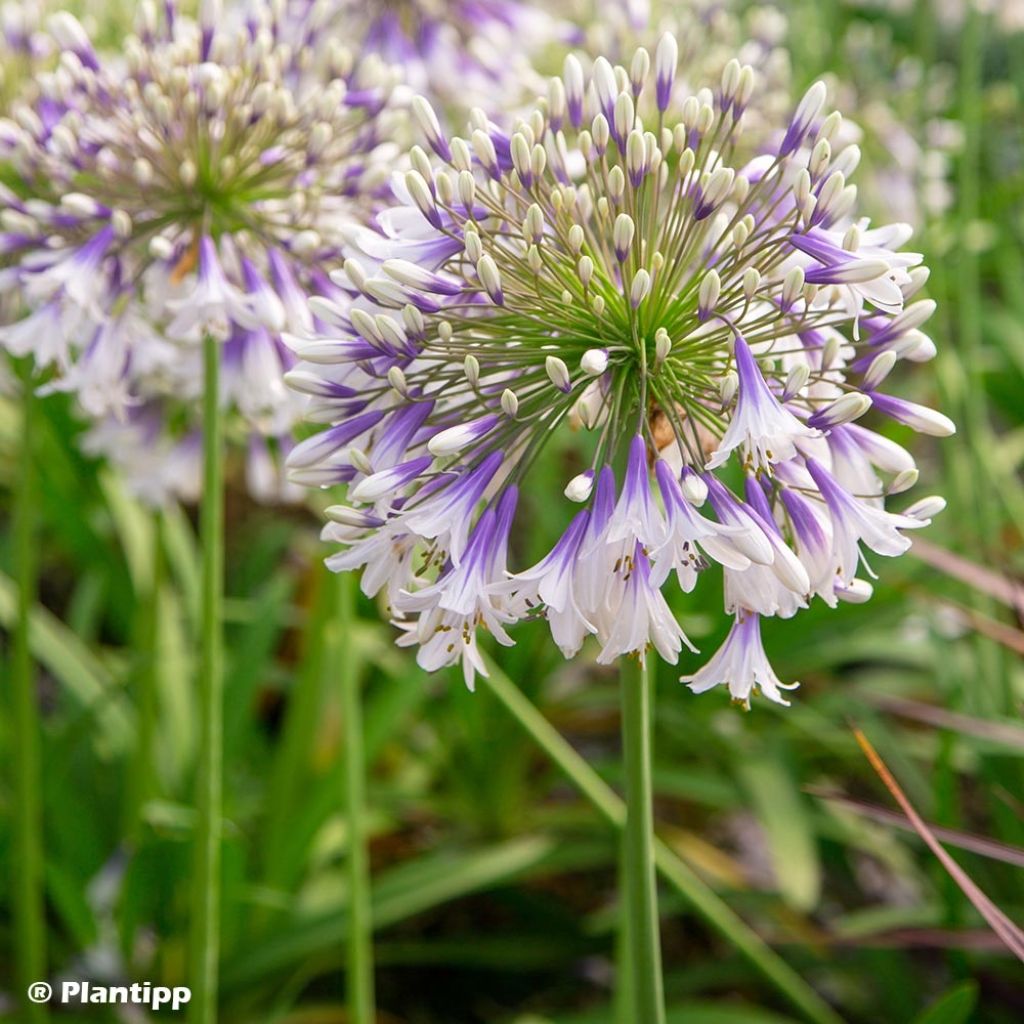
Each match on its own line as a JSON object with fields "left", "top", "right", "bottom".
{"left": 620, "top": 656, "right": 666, "bottom": 1024}
{"left": 337, "top": 572, "right": 375, "bottom": 1023}
{"left": 189, "top": 333, "right": 224, "bottom": 1024}
{"left": 479, "top": 656, "right": 843, "bottom": 1024}
{"left": 126, "top": 511, "right": 164, "bottom": 842}
{"left": 11, "top": 369, "right": 47, "bottom": 1023}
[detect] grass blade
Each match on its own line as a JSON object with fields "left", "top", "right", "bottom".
{"left": 854, "top": 728, "right": 1024, "bottom": 962}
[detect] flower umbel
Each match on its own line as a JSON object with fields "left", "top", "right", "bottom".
{"left": 0, "top": 1, "right": 400, "bottom": 504}
{"left": 289, "top": 34, "right": 952, "bottom": 699}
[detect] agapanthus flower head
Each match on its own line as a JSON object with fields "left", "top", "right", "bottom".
{"left": 0, "top": 3, "right": 52, "bottom": 110}
{"left": 316, "top": 0, "right": 570, "bottom": 113}
{"left": 572, "top": 0, "right": 792, "bottom": 136}
{"left": 289, "top": 33, "right": 952, "bottom": 701}
{"left": 0, "top": 0, "right": 401, "bottom": 503}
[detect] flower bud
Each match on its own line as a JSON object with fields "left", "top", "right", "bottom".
{"left": 501, "top": 388, "right": 519, "bottom": 417}
{"left": 564, "top": 471, "right": 594, "bottom": 502}
{"left": 581, "top": 348, "right": 608, "bottom": 376}
{"left": 545, "top": 355, "right": 572, "bottom": 392}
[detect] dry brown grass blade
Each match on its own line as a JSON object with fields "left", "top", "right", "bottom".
{"left": 853, "top": 728, "right": 1024, "bottom": 963}
{"left": 911, "top": 537, "right": 1024, "bottom": 613}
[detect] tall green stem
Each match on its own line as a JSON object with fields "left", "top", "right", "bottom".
{"left": 11, "top": 371, "right": 47, "bottom": 1022}
{"left": 620, "top": 657, "right": 666, "bottom": 1024}
{"left": 189, "top": 334, "right": 224, "bottom": 1024}
{"left": 338, "top": 572, "right": 375, "bottom": 1023}
{"left": 479, "top": 657, "right": 843, "bottom": 1024}
{"left": 126, "top": 512, "right": 164, "bottom": 842}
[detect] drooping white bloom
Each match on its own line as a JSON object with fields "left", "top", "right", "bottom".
{"left": 683, "top": 613, "right": 799, "bottom": 708}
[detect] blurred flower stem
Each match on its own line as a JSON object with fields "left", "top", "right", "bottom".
{"left": 11, "top": 364, "right": 47, "bottom": 1022}
{"left": 337, "top": 571, "right": 375, "bottom": 1023}
{"left": 125, "top": 512, "right": 163, "bottom": 841}
{"left": 619, "top": 657, "right": 665, "bottom": 1024}
{"left": 480, "top": 657, "right": 843, "bottom": 1024}
{"left": 189, "top": 333, "right": 224, "bottom": 1024}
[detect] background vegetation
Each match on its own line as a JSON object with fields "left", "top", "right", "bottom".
{"left": 1, "top": 1, "right": 1022, "bottom": 1021}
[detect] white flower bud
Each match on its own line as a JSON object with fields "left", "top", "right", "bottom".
{"left": 464, "top": 228, "right": 483, "bottom": 265}
{"left": 630, "top": 268, "right": 652, "bottom": 307}
{"left": 412, "top": 95, "right": 449, "bottom": 158}
{"left": 387, "top": 365, "right": 409, "bottom": 395}
{"left": 471, "top": 129, "right": 499, "bottom": 176}
{"left": 405, "top": 170, "right": 438, "bottom": 226}
{"left": 863, "top": 350, "right": 898, "bottom": 390}
{"left": 888, "top": 468, "right": 919, "bottom": 494}
{"left": 348, "top": 447, "right": 373, "bottom": 475}
{"left": 607, "top": 165, "right": 626, "bottom": 202}
{"left": 511, "top": 132, "right": 531, "bottom": 181}
{"left": 476, "top": 254, "right": 503, "bottom": 304}
{"left": 563, "top": 54, "right": 584, "bottom": 116}
{"left": 817, "top": 392, "right": 872, "bottom": 427}
{"left": 577, "top": 255, "right": 594, "bottom": 289}
{"left": 564, "top": 472, "right": 594, "bottom": 502}
{"left": 450, "top": 136, "right": 472, "bottom": 172}
{"left": 457, "top": 170, "right": 476, "bottom": 209}
{"left": 837, "top": 579, "right": 874, "bottom": 604}
{"left": 613, "top": 213, "right": 635, "bottom": 260}
{"left": 525, "top": 204, "right": 544, "bottom": 244}
{"left": 680, "top": 472, "right": 708, "bottom": 506}
{"left": 655, "top": 328, "right": 672, "bottom": 366}
{"left": 325, "top": 505, "right": 379, "bottom": 528}
{"left": 464, "top": 354, "right": 480, "bottom": 386}
{"left": 743, "top": 267, "right": 761, "bottom": 300}
{"left": 581, "top": 349, "right": 608, "bottom": 376}
{"left": 782, "top": 362, "right": 810, "bottom": 401}
{"left": 631, "top": 48, "right": 651, "bottom": 94}
{"left": 903, "top": 495, "right": 946, "bottom": 521}
{"left": 545, "top": 355, "right": 571, "bottom": 392}
{"left": 655, "top": 33, "right": 678, "bottom": 110}
{"left": 782, "top": 266, "right": 804, "bottom": 309}
{"left": 822, "top": 335, "right": 842, "bottom": 370}
{"left": 720, "top": 369, "right": 738, "bottom": 407}
{"left": 501, "top": 388, "right": 519, "bottom": 417}
{"left": 698, "top": 269, "right": 720, "bottom": 318}
{"left": 613, "top": 93, "right": 635, "bottom": 144}
{"left": 627, "top": 130, "right": 647, "bottom": 181}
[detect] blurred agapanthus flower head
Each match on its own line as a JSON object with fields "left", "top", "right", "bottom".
{"left": 317, "top": 0, "right": 571, "bottom": 112}
{"left": 0, "top": 3, "right": 52, "bottom": 109}
{"left": 0, "top": 0, "right": 401, "bottom": 505}
{"left": 574, "top": 0, "right": 792, "bottom": 135}
{"left": 288, "top": 33, "right": 953, "bottom": 699}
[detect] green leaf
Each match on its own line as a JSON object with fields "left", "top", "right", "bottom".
{"left": 0, "top": 571, "right": 132, "bottom": 757}
{"left": 912, "top": 982, "right": 979, "bottom": 1024}
{"left": 737, "top": 753, "right": 821, "bottom": 912}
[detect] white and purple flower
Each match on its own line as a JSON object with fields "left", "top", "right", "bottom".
{"left": 0, "top": 1, "right": 401, "bottom": 505}
{"left": 288, "top": 35, "right": 951, "bottom": 698}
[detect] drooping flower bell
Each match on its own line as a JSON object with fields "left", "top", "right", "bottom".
{"left": 288, "top": 34, "right": 953, "bottom": 700}
{"left": 0, "top": 0, "right": 401, "bottom": 505}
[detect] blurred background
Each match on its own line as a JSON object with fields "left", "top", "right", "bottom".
{"left": 1, "top": 0, "right": 1022, "bottom": 1021}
